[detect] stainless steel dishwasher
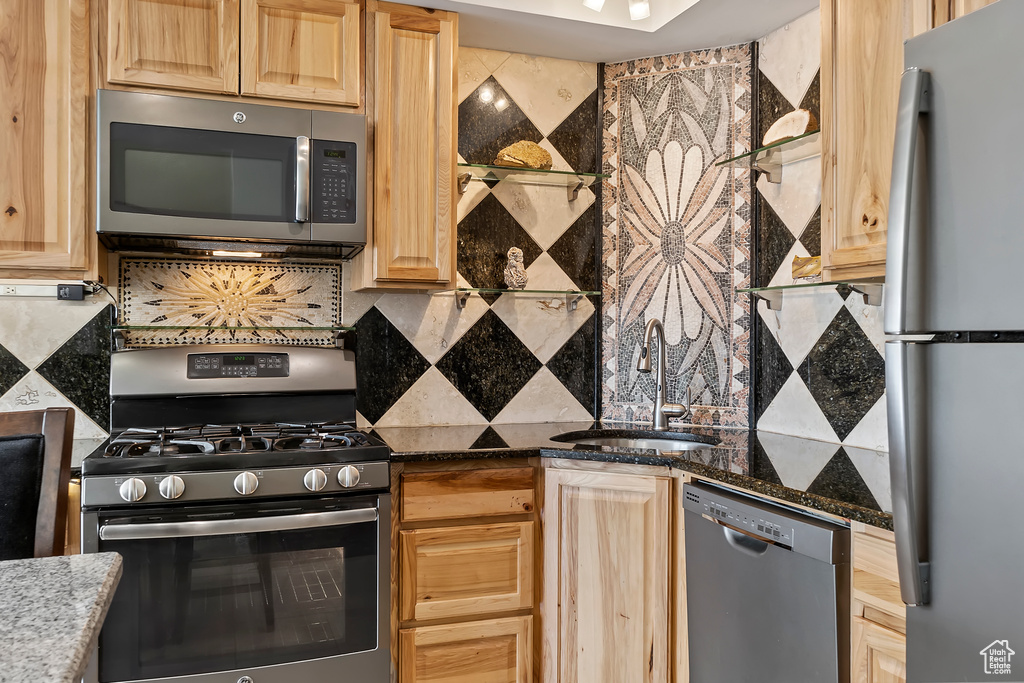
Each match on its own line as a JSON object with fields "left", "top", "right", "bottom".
{"left": 683, "top": 482, "right": 851, "bottom": 683}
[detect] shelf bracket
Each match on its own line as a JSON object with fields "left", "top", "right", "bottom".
{"left": 333, "top": 330, "right": 346, "bottom": 350}
{"left": 754, "top": 157, "right": 783, "bottom": 184}
{"left": 566, "top": 293, "right": 584, "bottom": 312}
{"left": 851, "top": 283, "right": 884, "bottom": 307}
{"left": 113, "top": 329, "right": 127, "bottom": 351}
{"left": 457, "top": 173, "right": 472, "bottom": 195}
{"left": 567, "top": 178, "right": 585, "bottom": 202}
{"left": 455, "top": 291, "right": 470, "bottom": 310}
{"left": 752, "top": 290, "right": 784, "bottom": 310}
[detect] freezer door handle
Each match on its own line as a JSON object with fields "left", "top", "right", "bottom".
{"left": 884, "top": 68, "right": 930, "bottom": 335}
{"left": 886, "top": 340, "right": 930, "bottom": 605}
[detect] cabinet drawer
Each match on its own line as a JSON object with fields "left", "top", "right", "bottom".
{"left": 401, "top": 522, "right": 533, "bottom": 621}
{"left": 399, "top": 616, "right": 532, "bottom": 683}
{"left": 401, "top": 468, "right": 534, "bottom": 522}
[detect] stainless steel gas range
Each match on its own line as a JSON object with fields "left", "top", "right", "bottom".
{"left": 80, "top": 344, "right": 390, "bottom": 683}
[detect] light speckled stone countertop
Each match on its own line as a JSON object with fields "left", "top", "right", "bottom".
{"left": 0, "top": 553, "right": 122, "bottom": 683}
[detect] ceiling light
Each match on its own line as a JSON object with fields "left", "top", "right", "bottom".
{"left": 582, "top": 0, "right": 606, "bottom": 11}
{"left": 628, "top": 0, "right": 650, "bottom": 20}
{"left": 212, "top": 250, "right": 262, "bottom": 258}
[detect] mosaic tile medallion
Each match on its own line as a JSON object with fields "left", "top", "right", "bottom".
{"left": 602, "top": 45, "right": 753, "bottom": 428}
{"left": 120, "top": 259, "right": 341, "bottom": 346}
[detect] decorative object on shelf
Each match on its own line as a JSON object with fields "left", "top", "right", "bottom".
{"left": 762, "top": 109, "right": 818, "bottom": 147}
{"left": 792, "top": 255, "right": 822, "bottom": 280}
{"left": 503, "top": 247, "right": 528, "bottom": 290}
{"left": 493, "top": 141, "right": 553, "bottom": 170}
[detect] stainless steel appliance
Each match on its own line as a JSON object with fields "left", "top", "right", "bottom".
{"left": 886, "top": 3, "right": 1024, "bottom": 680}
{"left": 97, "top": 90, "right": 366, "bottom": 258}
{"left": 80, "top": 345, "right": 390, "bottom": 683}
{"left": 683, "top": 482, "right": 850, "bottom": 683}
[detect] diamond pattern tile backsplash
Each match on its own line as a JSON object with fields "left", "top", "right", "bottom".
{"left": 754, "top": 9, "right": 888, "bottom": 452}
{"left": 351, "top": 48, "right": 601, "bottom": 428}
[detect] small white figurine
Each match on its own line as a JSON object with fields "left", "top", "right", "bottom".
{"left": 503, "top": 247, "right": 528, "bottom": 290}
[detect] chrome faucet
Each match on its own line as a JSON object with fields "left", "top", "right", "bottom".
{"left": 636, "top": 318, "right": 689, "bottom": 430}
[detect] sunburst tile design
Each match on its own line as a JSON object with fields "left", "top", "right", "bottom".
{"left": 602, "top": 45, "right": 752, "bottom": 428}
{"left": 119, "top": 259, "right": 340, "bottom": 346}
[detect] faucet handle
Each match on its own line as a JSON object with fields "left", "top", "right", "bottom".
{"left": 661, "top": 402, "right": 687, "bottom": 418}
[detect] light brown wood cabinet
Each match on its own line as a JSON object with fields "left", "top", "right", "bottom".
{"left": 240, "top": 0, "right": 361, "bottom": 105}
{"left": 541, "top": 466, "right": 671, "bottom": 683}
{"left": 350, "top": 1, "right": 457, "bottom": 290}
{"left": 400, "top": 616, "right": 533, "bottom": 683}
{"left": 851, "top": 523, "right": 907, "bottom": 683}
{"left": 106, "top": 0, "right": 362, "bottom": 105}
{"left": 395, "top": 464, "right": 535, "bottom": 683}
{"left": 0, "top": 0, "right": 99, "bottom": 279}
{"left": 820, "top": 0, "right": 905, "bottom": 280}
{"left": 106, "top": 0, "right": 240, "bottom": 94}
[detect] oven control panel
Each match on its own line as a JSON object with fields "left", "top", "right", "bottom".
{"left": 187, "top": 353, "right": 289, "bottom": 378}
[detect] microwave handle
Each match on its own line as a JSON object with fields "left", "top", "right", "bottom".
{"left": 295, "top": 136, "right": 310, "bottom": 222}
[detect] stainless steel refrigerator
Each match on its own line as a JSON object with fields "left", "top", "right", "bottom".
{"left": 886, "top": 2, "right": 1024, "bottom": 681}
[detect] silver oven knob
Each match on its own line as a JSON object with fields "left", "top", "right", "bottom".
{"left": 233, "top": 471, "right": 259, "bottom": 496}
{"left": 303, "top": 468, "right": 328, "bottom": 492}
{"left": 158, "top": 475, "right": 185, "bottom": 500}
{"left": 119, "top": 478, "right": 147, "bottom": 502}
{"left": 337, "top": 465, "right": 360, "bottom": 488}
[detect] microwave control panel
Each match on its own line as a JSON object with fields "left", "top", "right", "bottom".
{"left": 312, "top": 140, "right": 357, "bottom": 224}
{"left": 187, "top": 353, "right": 290, "bottom": 378}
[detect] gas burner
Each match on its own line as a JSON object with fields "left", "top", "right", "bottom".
{"left": 217, "top": 435, "right": 272, "bottom": 453}
{"left": 273, "top": 431, "right": 369, "bottom": 452}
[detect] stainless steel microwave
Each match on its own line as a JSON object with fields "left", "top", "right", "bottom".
{"left": 97, "top": 90, "right": 366, "bottom": 257}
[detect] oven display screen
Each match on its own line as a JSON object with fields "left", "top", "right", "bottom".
{"left": 187, "top": 353, "right": 289, "bottom": 378}
{"left": 225, "top": 355, "right": 254, "bottom": 366}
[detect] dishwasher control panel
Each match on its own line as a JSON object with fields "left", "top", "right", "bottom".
{"left": 683, "top": 481, "right": 851, "bottom": 564}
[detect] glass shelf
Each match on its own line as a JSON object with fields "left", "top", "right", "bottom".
{"left": 438, "top": 288, "right": 601, "bottom": 312}
{"left": 112, "top": 325, "right": 353, "bottom": 332}
{"left": 457, "top": 164, "right": 609, "bottom": 201}
{"left": 716, "top": 130, "right": 820, "bottom": 183}
{"left": 736, "top": 279, "right": 883, "bottom": 310}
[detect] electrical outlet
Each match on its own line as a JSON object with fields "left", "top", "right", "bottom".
{"left": 1, "top": 285, "right": 17, "bottom": 296}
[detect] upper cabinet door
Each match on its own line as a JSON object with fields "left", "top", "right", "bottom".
{"left": 107, "top": 0, "right": 240, "bottom": 94}
{"left": 820, "top": 0, "right": 904, "bottom": 280}
{"left": 370, "top": 2, "right": 456, "bottom": 285}
{"left": 240, "top": 0, "right": 361, "bottom": 106}
{"left": 0, "top": 0, "right": 93, "bottom": 277}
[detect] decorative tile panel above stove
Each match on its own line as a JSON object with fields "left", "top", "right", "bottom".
{"left": 119, "top": 258, "right": 341, "bottom": 346}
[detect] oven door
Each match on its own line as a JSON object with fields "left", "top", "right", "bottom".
{"left": 83, "top": 494, "right": 389, "bottom": 683}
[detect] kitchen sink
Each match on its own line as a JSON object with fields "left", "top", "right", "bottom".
{"left": 551, "top": 430, "right": 717, "bottom": 453}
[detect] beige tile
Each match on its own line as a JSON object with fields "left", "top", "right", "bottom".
{"left": 374, "top": 291, "right": 488, "bottom": 364}
{"left": 373, "top": 424, "right": 486, "bottom": 452}
{"left": 0, "top": 372, "right": 108, "bottom": 440}
{"left": 491, "top": 367, "right": 594, "bottom": 424}
{"left": 758, "top": 8, "right": 821, "bottom": 108}
{"left": 492, "top": 53, "right": 597, "bottom": 136}
{"left": 490, "top": 253, "right": 594, "bottom": 363}
{"left": 0, "top": 298, "right": 110, "bottom": 368}
{"left": 473, "top": 47, "right": 512, "bottom": 74}
{"left": 374, "top": 367, "right": 488, "bottom": 427}
{"left": 341, "top": 264, "right": 383, "bottom": 327}
{"left": 458, "top": 48, "right": 492, "bottom": 104}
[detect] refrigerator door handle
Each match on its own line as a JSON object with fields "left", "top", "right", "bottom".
{"left": 886, "top": 340, "right": 930, "bottom": 605}
{"left": 884, "top": 68, "right": 930, "bottom": 335}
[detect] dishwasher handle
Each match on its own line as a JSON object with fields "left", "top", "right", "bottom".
{"left": 722, "top": 526, "right": 771, "bottom": 557}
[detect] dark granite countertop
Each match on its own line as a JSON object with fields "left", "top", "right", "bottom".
{"left": 375, "top": 422, "right": 893, "bottom": 529}
{"left": 0, "top": 552, "right": 122, "bottom": 683}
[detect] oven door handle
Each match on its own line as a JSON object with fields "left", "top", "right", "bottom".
{"left": 99, "top": 507, "right": 377, "bottom": 541}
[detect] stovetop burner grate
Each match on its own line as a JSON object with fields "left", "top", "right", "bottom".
{"left": 102, "top": 423, "right": 369, "bottom": 459}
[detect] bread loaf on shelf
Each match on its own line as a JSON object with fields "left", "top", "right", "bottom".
{"left": 763, "top": 109, "right": 818, "bottom": 147}
{"left": 493, "top": 141, "right": 553, "bottom": 170}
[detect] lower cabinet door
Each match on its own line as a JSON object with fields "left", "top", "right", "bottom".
{"left": 401, "top": 521, "right": 534, "bottom": 621}
{"left": 399, "top": 616, "right": 532, "bottom": 683}
{"left": 852, "top": 617, "right": 907, "bottom": 683}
